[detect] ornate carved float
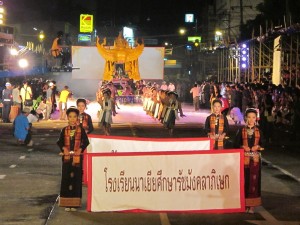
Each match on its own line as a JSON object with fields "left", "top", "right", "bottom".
{"left": 96, "top": 33, "right": 144, "bottom": 81}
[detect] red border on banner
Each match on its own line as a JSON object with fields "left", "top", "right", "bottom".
{"left": 88, "top": 134, "right": 212, "bottom": 144}
{"left": 83, "top": 135, "right": 213, "bottom": 185}
{"left": 86, "top": 149, "right": 245, "bottom": 213}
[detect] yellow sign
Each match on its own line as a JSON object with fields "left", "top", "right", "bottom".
{"left": 80, "top": 14, "right": 93, "bottom": 33}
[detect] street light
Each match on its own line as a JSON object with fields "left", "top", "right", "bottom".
{"left": 179, "top": 28, "right": 186, "bottom": 35}
{"left": 215, "top": 31, "right": 222, "bottom": 36}
{"left": 38, "top": 31, "right": 45, "bottom": 42}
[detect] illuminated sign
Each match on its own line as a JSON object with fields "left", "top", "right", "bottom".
{"left": 123, "top": 26, "right": 134, "bottom": 47}
{"left": 80, "top": 14, "right": 93, "bottom": 33}
{"left": 78, "top": 34, "right": 91, "bottom": 42}
{"left": 185, "top": 14, "right": 194, "bottom": 23}
{"left": 187, "top": 36, "right": 201, "bottom": 43}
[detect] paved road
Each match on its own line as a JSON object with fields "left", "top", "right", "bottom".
{"left": 0, "top": 104, "right": 299, "bottom": 225}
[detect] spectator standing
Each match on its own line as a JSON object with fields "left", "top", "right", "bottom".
{"left": 160, "top": 81, "right": 168, "bottom": 91}
{"left": 168, "top": 82, "right": 175, "bottom": 91}
{"left": 12, "top": 83, "right": 22, "bottom": 111}
{"left": 58, "top": 86, "right": 70, "bottom": 120}
{"left": 190, "top": 83, "right": 200, "bottom": 111}
{"left": 2, "top": 82, "right": 13, "bottom": 123}
{"left": 20, "top": 81, "right": 33, "bottom": 110}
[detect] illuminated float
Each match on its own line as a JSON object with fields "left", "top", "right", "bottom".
{"left": 96, "top": 33, "right": 144, "bottom": 81}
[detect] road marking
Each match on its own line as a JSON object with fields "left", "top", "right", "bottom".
{"left": 28, "top": 148, "right": 33, "bottom": 152}
{"left": 19, "top": 155, "right": 26, "bottom": 159}
{"left": 9, "top": 165, "right": 16, "bottom": 168}
{"left": 49, "top": 130, "right": 54, "bottom": 132}
{"left": 45, "top": 134, "right": 50, "bottom": 136}
{"left": 40, "top": 138, "right": 46, "bottom": 140}
{"left": 0, "top": 175, "right": 6, "bottom": 179}
{"left": 159, "top": 213, "right": 171, "bottom": 225}
{"left": 246, "top": 206, "right": 300, "bottom": 225}
{"left": 262, "top": 158, "right": 300, "bottom": 183}
{"left": 35, "top": 143, "right": 41, "bottom": 146}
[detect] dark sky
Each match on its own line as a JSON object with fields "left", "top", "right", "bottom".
{"left": 5, "top": 0, "right": 203, "bottom": 35}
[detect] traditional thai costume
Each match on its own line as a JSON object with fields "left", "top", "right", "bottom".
{"left": 57, "top": 125, "right": 89, "bottom": 208}
{"left": 78, "top": 112, "right": 94, "bottom": 134}
{"left": 163, "top": 99, "right": 179, "bottom": 129}
{"left": 204, "top": 113, "right": 229, "bottom": 149}
{"left": 98, "top": 98, "right": 114, "bottom": 128}
{"left": 236, "top": 126, "right": 263, "bottom": 207}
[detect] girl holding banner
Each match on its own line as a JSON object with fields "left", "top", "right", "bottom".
{"left": 204, "top": 99, "right": 229, "bottom": 149}
{"left": 57, "top": 108, "right": 90, "bottom": 211}
{"left": 235, "top": 108, "right": 263, "bottom": 214}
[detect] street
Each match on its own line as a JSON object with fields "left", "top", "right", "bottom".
{"left": 0, "top": 104, "right": 300, "bottom": 225}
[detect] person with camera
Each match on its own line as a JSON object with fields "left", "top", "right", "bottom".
{"left": 20, "top": 81, "right": 33, "bottom": 110}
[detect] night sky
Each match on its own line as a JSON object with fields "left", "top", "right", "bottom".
{"left": 5, "top": 0, "right": 203, "bottom": 35}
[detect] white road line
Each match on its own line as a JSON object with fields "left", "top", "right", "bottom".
{"left": 0, "top": 175, "right": 6, "bottom": 179}
{"left": 19, "top": 156, "right": 26, "bottom": 159}
{"left": 49, "top": 130, "right": 54, "bottom": 132}
{"left": 262, "top": 158, "right": 300, "bottom": 183}
{"left": 159, "top": 213, "right": 171, "bottom": 225}
{"left": 246, "top": 206, "right": 300, "bottom": 225}
{"left": 9, "top": 165, "right": 16, "bottom": 168}
{"left": 40, "top": 138, "right": 46, "bottom": 140}
{"left": 28, "top": 148, "right": 33, "bottom": 152}
{"left": 45, "top": 134, "right": 50, "bottom": 136}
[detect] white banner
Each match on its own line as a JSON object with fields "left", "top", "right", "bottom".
{"left": 87, "top": 150, "right": 244, "bottom": 213}
{"left": 87, "top": 135, "right": 212, "bottom": 153}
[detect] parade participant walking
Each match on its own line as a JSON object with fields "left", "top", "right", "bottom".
{"left": 204, "top": 99, "right": 229, "bottom": 150}
{"left": 2, "top": 82, "right": 13, "bottom": 123}
{"left": 58, "top": 86, "right": 70, "bottom": 120}
{"left": 163, "top": 91, "right": 184, "bottom": 136}
{"left": 57, "top": 107, "right": 90, "bottom": 211}
{"left": 13, "top": 108, "right": 33, "bottom": 146}
{"left": 190, "top": 83, "right": 200, "bottom": 111}
{"left": 20, "top": 81, "right": 33, "bottom": 110}
{"left": 76, "top": 98, "right": 94, "bottom": 134}
{"left": 98, "top": 89, "right": 116, "bottom": 135}
{"left": 235, "top": 108, "right": 264, "bottom": 214}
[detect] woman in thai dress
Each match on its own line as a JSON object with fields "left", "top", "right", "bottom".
{"left": 57, "top": 108, "right": 90, "bottom": 211}
{"left": 163, "top": 91, "right": 184, "bottom": 136}
{"left": 98, "top": 88, "right": 116, "bottom": 135}
{"left": 204, "top": 99, "right": 229, "bottom": 150}
{"left": 235, "top": 108, "right": 264, "bottom": 213}
{"left": 76, "top": 98, "right": 94, "bottom": 134}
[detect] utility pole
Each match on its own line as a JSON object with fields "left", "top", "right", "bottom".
{"left": 240, "top": 0, "right": 244, "bottom": 37}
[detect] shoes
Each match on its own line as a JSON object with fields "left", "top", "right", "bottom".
{"left": 70, "top": 208, "right": 77, "bottom": 211}
{"left": 65, "top": 208, "right": 71, "bottom": 212}
{"left": 27, "top": 140, "right": 33, "bottom": 147}
{"left": 246, "top": 207, "right": 255, "bottom": 214}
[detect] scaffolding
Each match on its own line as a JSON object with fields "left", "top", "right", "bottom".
{"left": 215, "top": 32, "right": 300, "bottom": 86}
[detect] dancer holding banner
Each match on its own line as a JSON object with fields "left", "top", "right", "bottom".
{"left": 204, "top": 99, "right": 229, "bottom": 149}
{"left": 98, "top": 88, "right": 116, "bottom": 135}
{"left": 57, "top": 108, "right": 90, "bottom": 211}
{"left": 235, "top": 108, "right": 263, "bottom": 214}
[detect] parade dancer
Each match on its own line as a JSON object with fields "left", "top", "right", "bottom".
{"left": 204, "top": 99, "right": 229, "bottom": 149}
{"left": 76, "top": 98, "right": 94, "bottom": 134}
{"left": 235, "top": 108, "right": 264, "bottom": 214}
{"left": 57, "top": 108, "right": 90, "bottom": 212}
{"left": 98, "top": 89, "right": 116, "bottom": 135}
{"left": 163, "top": 91, "right": 184, "bottom": 136}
